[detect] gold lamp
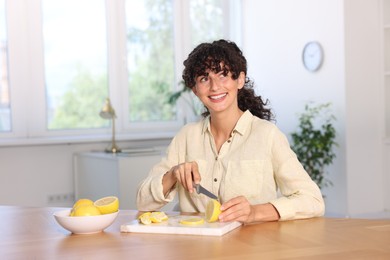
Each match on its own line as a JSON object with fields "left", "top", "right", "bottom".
{"left": 99, "top": 98, "right": 121, "bottom": 153}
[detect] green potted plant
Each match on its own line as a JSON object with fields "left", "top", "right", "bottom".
{"left": 290, "top": 102, "right": 338, "bottom": 190}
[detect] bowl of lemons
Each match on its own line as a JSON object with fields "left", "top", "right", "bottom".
{"left": 54, "top": 196, "right": 119, "bottom": 234}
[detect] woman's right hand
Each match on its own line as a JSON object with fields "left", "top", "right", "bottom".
{"left": 165, "top": 161, "right": 201, "bottom": 194}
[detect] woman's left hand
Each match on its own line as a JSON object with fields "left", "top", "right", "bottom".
{"left": 218, "top": 196, "right": 255, "bottom": 224}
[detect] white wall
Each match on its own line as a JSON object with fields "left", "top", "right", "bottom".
{"left": 242, "top": 0, "right": 386, "bottom": 217}
{"left": 344, "top": 0, "right": 384, "bottom": 216}
{"left": 0, "top": 139, "right": 169, "bottom": 208}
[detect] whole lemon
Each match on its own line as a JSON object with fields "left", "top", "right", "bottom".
{"left": 72, "top": 204, "right": 101, "bottom": 217}
{"left": 73, "top": 198, "right": 94, "bottom": 209}
{"left": 70, "top": 198, "right": 94, "bottom": 216}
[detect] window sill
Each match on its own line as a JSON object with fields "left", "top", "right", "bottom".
{"left": 0, "top": 131, "right": 176, "bottom": 148}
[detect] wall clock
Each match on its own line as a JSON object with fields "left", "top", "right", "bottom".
{"left": 302, "top": 41, "right": 323, "bottom": 72}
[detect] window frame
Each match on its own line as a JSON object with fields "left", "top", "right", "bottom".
{"left": 0, "top": 0, "right": 241, "bottom": 146}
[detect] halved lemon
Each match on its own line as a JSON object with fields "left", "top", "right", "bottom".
{"left": 205, "top": 199, "right": 221, "bottom": 223}
{"left": 179, "top": 217, "right": 205, "bottom": 226}
{"left": 94, "top": 196, "right": 119, "bottom": 214}
{"left": 72, "top": 204, "right": 101, "bottom": 217}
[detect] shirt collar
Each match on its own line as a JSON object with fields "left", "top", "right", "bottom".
{"left": 201, "top": 110, "right": 253, "bottom": 136}
{"left": 233, "top": 110, "right": 253, "bottom": 136}
{"left": 201, "top": 116, "right": 210, "bottom": 134}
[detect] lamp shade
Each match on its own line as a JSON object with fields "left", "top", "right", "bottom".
{"left": 99, "top": 98, "right": 116, "bottom": 119}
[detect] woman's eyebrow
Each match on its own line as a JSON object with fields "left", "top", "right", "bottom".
{"left": 197, "top": 71, "right": 209, "bottom": 77}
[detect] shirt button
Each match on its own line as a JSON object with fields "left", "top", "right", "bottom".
{"left": 215, "top": 156, "right": 218, "bottom": 161}
{"left": 214, "top": 178, "right": 218, "bottom": 182}
{"left": 227, "top": 140, "right": 231, "bottom": 143}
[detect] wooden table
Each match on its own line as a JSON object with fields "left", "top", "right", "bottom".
{"left": 1, "top": 206, "right": 389, "bottom": 259}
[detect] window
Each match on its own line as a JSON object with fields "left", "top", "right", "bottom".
{"left": 189, "top": 0, "right": 225, "bottom": 46}
{"left": 43, "top": 0, "right": 109, "bottom": 130}
{"left": 0, "top": 0, "right": 10, "bottom": 132}
{"left": 126, "top": 0, "right": 175, "bottom": 122}
{"left": 1, "top": 0, "right": 241, "bottom": 145}
{"left": 125, "top": 0, "right": 230, "bottom": 125}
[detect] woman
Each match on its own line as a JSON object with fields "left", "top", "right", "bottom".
{"left": 136, "top": 39, "right": 324, "bottom": 224}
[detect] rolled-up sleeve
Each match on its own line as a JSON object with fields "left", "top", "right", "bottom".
{"left": 136, "top": 129, "right": 184, "bottom": 211}
{"left": 268, "top": 127, "right": 325, "bottom": 220}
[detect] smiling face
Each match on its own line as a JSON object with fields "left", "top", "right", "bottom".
{"left": 192, "top": 65, "right": 245, "bottom": 115}
{"left": 182, "top": 40, "right": 248, "bottom": 116}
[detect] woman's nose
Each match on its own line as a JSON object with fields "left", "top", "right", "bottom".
{"left": 209, "top": 77, "right": 219, "bottom": 91}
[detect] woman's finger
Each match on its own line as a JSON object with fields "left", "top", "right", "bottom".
{"left": 191, "top": 162, "right": 201, "bottom": 184}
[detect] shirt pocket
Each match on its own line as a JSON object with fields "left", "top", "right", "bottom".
{"left": 222, "top": 160, "right": 264, "bottom": 202}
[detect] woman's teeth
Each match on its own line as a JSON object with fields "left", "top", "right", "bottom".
{"left": 210, "top": 93, "right": 227, "bottom": 100}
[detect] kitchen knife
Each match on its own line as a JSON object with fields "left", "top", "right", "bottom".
{"left": 193, "top": 183, "right": 218, "bottom": 200}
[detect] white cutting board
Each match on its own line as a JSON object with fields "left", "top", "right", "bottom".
{"left": 120, "top": 215, "right": 241, "bottom": 236}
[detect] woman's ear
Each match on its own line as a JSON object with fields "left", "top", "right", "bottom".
{"left": 238, "top": 72, "right": 245, "bottom": 89}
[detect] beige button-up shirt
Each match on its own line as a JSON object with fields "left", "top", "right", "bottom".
{"left": 136, "top": 110, "right": 325, "bottom": 221}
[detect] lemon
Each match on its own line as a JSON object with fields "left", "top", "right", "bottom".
{"left": 205, "top": 199, "right": 221, "bottom": 223}
{"left": 72, "top": 204, "right": 101, "bottom": 217}
{"left": 138, "top": 211, "right": 168, "bottom": 225}
{"left": 70, "top": 198, "right": 94, "bottom": 216}
{"left": 150, "top": 211, "right": 168, "bottom": 223}
{"left": 94, "top": 196, "right": 119, "bottom": 214}
{"left": 73, "top": 198, "right": 94, "bottom": 208}
{"left": 138, "top": 212, "right": 152, "bottom": 225}
{"left": 138, "top": 212, "right": 152, "bottom": 219}
{"left": 179, "top": 217, "right": 205, "bottom": 226}
{"left": 160, "top": 212, "right": 169, "bottom": 221}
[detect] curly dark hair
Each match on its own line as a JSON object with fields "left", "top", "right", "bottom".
{"left": 182, "top": 39, "right": 273, "bottom": 121}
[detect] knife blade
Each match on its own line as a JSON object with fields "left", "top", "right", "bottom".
{"left": 193, "top": 183, "right": 218, "bottom": 200}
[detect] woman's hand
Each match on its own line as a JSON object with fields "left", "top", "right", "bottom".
{"left": 163, "top": 161, "right": 201, "bottom": 194}
{"left": 219, "top": 196, "right": 255, "bottom": 223}
{"left": 219, "top": 196, "right": 280, "bottom": 224}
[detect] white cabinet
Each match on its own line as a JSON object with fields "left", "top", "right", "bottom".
{"left": 74, "top": 147, "right": 175, "bottom": 210}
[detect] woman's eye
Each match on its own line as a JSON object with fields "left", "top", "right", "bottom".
{"left": 200, "top": 77, "right": 208, "bottom": 82}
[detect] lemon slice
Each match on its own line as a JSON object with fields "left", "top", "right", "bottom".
{"left": 179, "top": 217, "right": 205, "bottom": 226}
{"left": 94, "top": 196, "right": 119, "bottom": 214}
{"left": 138, "top": 212, "right": 152, "bottom": 219}
{"left": 150, "top": 211, "right": 167, "bottom": 223}
{"left": 156, "top": 211, "right": 169, "bottom": 221}
{"left": 205, "top": 199, "right": 221, "bottom": 223}
{"left": 72, "top": 204, "right": 101, "bottom": 217}
{"left": 138, "top": 211, "right": 168, "bottom": 225}
{"left": 139, "top": 212, "right": 152, "bottom": 225}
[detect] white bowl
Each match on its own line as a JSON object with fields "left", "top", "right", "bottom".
{"left": 53, "top": 209, "right": 119, "bottom": 234}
